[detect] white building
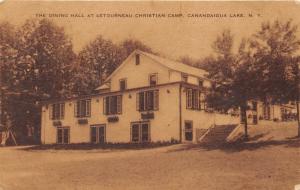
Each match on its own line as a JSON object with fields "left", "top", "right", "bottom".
{"left": 245, "top": 101, "right": 297, "bottom": 125}
{"left": 41, "top": 50, "right": 238, "bottom": 144}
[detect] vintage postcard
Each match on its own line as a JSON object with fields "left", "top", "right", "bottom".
{"left": 0, "top": 1, "right": 300, "bottom": 190}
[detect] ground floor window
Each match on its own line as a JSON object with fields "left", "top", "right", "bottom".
{"left": 90, "top": 125, "right": 106, "bottom": 144}
{"left": 131, "top": 122, "right": 150, "bottom": 143}
{"left": 57, "top": 127, "right": 70, "bottom": 144}
{"left": 184, "top": 121, "right": 193, "bottom": 141}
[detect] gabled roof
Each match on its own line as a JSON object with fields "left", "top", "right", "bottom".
{"left": 103, "top": 49, "right": 209, "bottom": 84}
{"left": 95, "top": 83, "right": 110, "bottom": 91}
{"left": 141, "top": 51, "right": 208, "bottom": 78}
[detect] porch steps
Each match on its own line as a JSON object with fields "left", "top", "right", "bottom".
{"left": 200, "top": 124, "right": 238, "bottom": 144}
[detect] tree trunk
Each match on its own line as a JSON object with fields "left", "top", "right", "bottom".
{"left": 297, "top": 101, "right": 300, "bottom": 137}
{"left": 243, "top": 107, "right": 248, "bottom": 139}
{"left": 241, "top": 104, "right": 248, "bottom": 140}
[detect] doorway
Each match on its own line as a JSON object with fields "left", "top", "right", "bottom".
{"left": 90, "top": 124, "right": 106, "bottom": 144}
{"left": 57, "top": 127, "right": 70, "bottom": 144}
{"left": 131, "top": 122, "right": 150, "bottom": 143}
{"left": 184, "top": 121, "right": 193, "bottom": 141}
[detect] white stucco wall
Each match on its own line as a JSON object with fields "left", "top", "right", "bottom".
{"left": 41, "top": 84, "right": 181, "bottom": 144}
{"left": 109, "top": 53, "right": 171, "bottom": 91}
{"left": 180, "top": 87, "right": 239, "bottom": 142}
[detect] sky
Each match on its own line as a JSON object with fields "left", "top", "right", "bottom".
{"left": 1, "top": 1, "right": 300, "bottom": 60}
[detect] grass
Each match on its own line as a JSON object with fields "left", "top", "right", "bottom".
{"left": 21, "top": 141, "right": 178, "bottom": 150}
{"left": 0, "top": 121, "right": 299, "bottom": 190}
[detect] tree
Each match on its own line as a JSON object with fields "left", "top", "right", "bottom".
{"left": 0, "top": 22, "right": 20, "bottom": 143}
{"left": 73, "top": 36, "right": 123, "bottom": 95}
{"left": 120, "top": 39, "right": 155, "bottom": 58}
{"left": 73, "top": 38, "right": 155, "bottom": 95}
{"left": 1, "top": 19, "right": 76, "bottom": 144}
{"left": 204, "top": 30, "right": 259, "bottom": 138}
{"left": 205, "top": 30, "right": 237, "bottom": 112}
{"left": 248, "top": 20, "right": 300, "bottom": 136}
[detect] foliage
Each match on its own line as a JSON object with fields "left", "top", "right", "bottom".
{"left": 73, "top": 38, "right": 154, "bottom": 95}
{"left": 1, "top": 19, "right": 76, "bottom": 143}
{"left": 248, "top": 20, "right": 300, "bottom": 103}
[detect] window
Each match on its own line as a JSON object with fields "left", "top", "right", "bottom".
{"left": 57, "top": 127, "right": 69, "bottom": 144}
{"left": 182, "top": 74, "right": 188, "bottom": 83}
{"left": 131, "top": 124, "right": 140, "bottom": 142}
{"left": 75, "top": 99, "right": 91, "bottom": 118}
{"left": 131, "top": 122, "right": 150, "bottom": 143}
{"left": 186, "top": 89, "right": 201, "bottom": 110}
{"left": 137, "top": 90, "right": 159, "bottom": 111}
{"left": 51, "top": 103, "right": 64, "bottom": 120}
{"left": 90, "top": 125, "right": 106, "bottom": 144}
{"left": 103, "top": 95, "right": 122, "bottom": 115}
{"left": 149, "top": 73, "right": 158, "bottom": 86}
{"left": 135, "top": 54, "right": 140, "bottom": 65}
{"left": 198, "top": 79, "right": 203, "bottom": 87}
{"left": 184, "top": 121, "right": 193, "bottom": 141}
{"left": 119, "top": 79, "right": 127, "bottom": 91}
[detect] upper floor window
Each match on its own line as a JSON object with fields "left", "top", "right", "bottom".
{"left": 119, "top": 79, "right": 127, "bottom": 91}
{"left": 135, "top": 54, "right": 140, "bottom": 65}
{"left": 75, "top": 99, "right": 91, "bottom": 118}
{"left": 137, "top": 90, "right": 159, "bottom": 111}
{"left": 51, "top": 103, "right": 64, "bottom": 120}
{"left": 103, "top": 95, "right": 122, "bottom": 115}
{"left": 198, "top": 79, "right": 204, "bottom": 87}
{"left": 182, "top": 74, "right": 188, "bottom": 83}
{"left": 149, "top": 73, "right": 158, "bottom": 86}
{"left": 186, "top": 89, "right": 201, "bottom": 110}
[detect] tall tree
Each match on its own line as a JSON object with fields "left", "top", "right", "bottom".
{"left": 73, "top": 38, "right": 155, "bottom": 95}
{"left": 205, "top": 30, "right": 258, "bottom": 138}
{"left": 0, "top": 22, "right": 19, "bottom": 138}
{"left": 73, "top": 36, "right": 123, "bottom": 95}
{"left": 1, "top": 19, "right": 76, "bottom": 144}
{"left": 120, "top": 39, "right": 155, "bottom": 58}
{"left": 205, "top": 30, "right": 236, "bottom": 112}
{"left": 248, "top": 20, "right": 300, "bottom": 136}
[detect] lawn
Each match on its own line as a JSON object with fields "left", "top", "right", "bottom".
{"left": 0, "top": 122, "right": 299, "bottom": 190}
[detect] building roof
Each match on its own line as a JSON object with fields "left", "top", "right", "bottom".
{"left": 141, "top": 51, "right": 208, "bottom": 78}
{"left": 95, "top": 83, "right": 110, "bottom": 91}
{"left": 104, "top": 49, "right": 209, "bottom": 83}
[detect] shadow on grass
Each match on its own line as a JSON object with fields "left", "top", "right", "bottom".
{"left": 167, "top": 136, "right": 300, "bottom": 154}
{"left": 21, "top": 142, "right": 178, "bottom": 151}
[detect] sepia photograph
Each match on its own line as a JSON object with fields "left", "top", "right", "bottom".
{"left": 0, "top": 1, "right": 300, "bottom": 190}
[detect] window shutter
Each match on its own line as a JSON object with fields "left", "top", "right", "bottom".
{"left": 198, "top": 92, "right": 201, "bottom": 110}
{"left": 194, "top": 90, "right": 199, "bottom": 110}
{"left": 117, "top": 95, "right": 122, "bottom": 114}
{"left": 74, "top": 102, "right": 77, "bottom": 117}
{"left": 186, "top": 89, "right": 192, "bottom": 109}
{"left": 145, "top": 91, "right": 149, "bottom": 110}
{"left": 154, "top": 90, "right": 159, "bottom": 110}
{"left": 103, "top": 97, "right": 107, "bottom": 115}
{"left": 49, "top": 104, "right": 53, "bottom": 119}
{"left": 200, "top": 92, "right": 205, "bottom": 110}
{"left": 136, "top": 93, "right": 140, "bottom": 111}
{"left": 61, "top": 103, "right": 65, "bottom": 119}
{"left": 86, "top": 100, "right": 91, "bottom": 117}
{"left": 75, "top": 101, "right": 80, "bottom": 117}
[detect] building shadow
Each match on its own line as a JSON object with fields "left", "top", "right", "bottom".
{"left": 166, "top": 136, "right": 300, "bottom": 154}
{"left": 20, "top": 142, "right": 177, "bottom": 151}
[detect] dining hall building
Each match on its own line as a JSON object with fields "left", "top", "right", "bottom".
{"left": 41, "top": 50, "right": 239, "bottom": 144}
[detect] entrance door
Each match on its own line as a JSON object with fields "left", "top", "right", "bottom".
{"left": 184, "top": 121, "right": 193, "bottom": 141}
{"left": 90, "top": 125, "right": 106, "bottom": 144}
{"left": 131, "top": 122, "right": 150, "bottom": 143}
{"left": 57, "top": 127, "right": 70, "bottom": 144}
